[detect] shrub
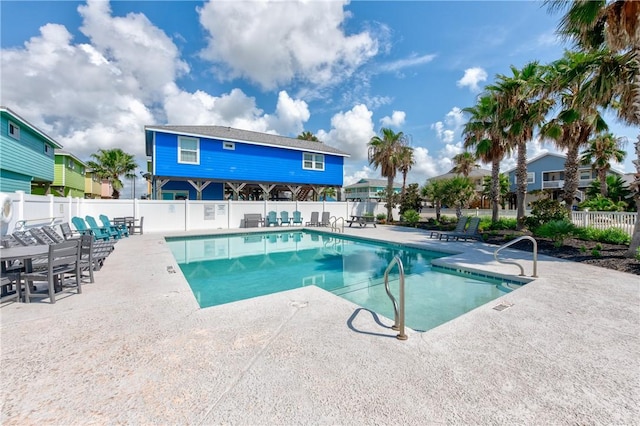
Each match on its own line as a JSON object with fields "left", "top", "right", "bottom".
{"left": 534, "top": 220, "right": 576, "bottom": 245}
{"left": 591, "top": 248, "right": 601, "bottom": 257}
{"left": 526, "top": 198, "right": 569, "bottom": 229}
{"left": 597, "top": 228, "right": 631, "bottom": 245}
{"left": 402, "top": 209, "right": 421, "bottom": 227}
{"left": 487, "top": 217, "right": 517, "bottom": 231}
{"left": 574, "top": 226, "right": 630, "bottom": 245}
{"left": 376, "top": 213, "right": 387, "bottom": 221}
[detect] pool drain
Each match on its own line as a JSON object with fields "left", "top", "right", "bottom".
{"left": 493, "top": 302, "right": 513, "bottom": 311}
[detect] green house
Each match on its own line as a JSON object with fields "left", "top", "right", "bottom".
{"left": 43, "top": 151, "right": 87, "bottom": 197}
{"left": 0, "top": 106, "right": 62, "bottom": 194}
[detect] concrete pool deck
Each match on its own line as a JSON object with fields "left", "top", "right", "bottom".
{"left": 1, "top": 225, "right": 638, "bottom": 424}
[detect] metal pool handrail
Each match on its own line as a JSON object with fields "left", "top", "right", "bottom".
{"left": 329, "top": 216, "right": 344, "bottom": 233}
{"left": 384, "top": 255, "right": 407, "bottom": 341}
{"left": 494, "top": 235, "right": 538, "bottom": 278}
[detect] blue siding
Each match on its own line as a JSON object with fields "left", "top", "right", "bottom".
{"left": 0, "top": 112, "right": 56, "bottom": 187}
{"left": 508, "top": 155, "right": 567, "bottom": 192}
{"left": 153, "top": 132, "right": 343, "bottom": 186}
{"left": 0, "top": 169, "right": 32, "bottom": 193}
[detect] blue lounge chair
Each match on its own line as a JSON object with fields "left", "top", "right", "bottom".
{"left": 280, "top": 211, "right": 291, "bottom": 226}
{"left": 72, "top": 217, "right": 111, "bottom": 241}
{"left": 86, "top": 215, "right": 120, "bottom": 240}
{"left": 99, "top": 214, "right": 129, "bottom": 238}
{"left": 266, "top": 211, "right": 279, "bottom": 227}
{"left": 292, "top": 211, "right": 303, "bottom": 226}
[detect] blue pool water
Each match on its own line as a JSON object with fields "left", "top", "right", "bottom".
{"left": 166, "top": 230, "right": 523, "bottom": 332}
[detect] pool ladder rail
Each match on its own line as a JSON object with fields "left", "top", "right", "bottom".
{"left": 384, "top": 255, "right": 407, "bottom": 341}
{"left": 329, "top": 216, "right": 344, "bottom": 233}
{"left": 493, "top": 236, "right": 538, "bottom": 278}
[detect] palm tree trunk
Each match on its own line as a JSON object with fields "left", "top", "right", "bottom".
{"left": 627, "top": 136, "right": 640, "bottom": 257}
{"left": 627, "top": 48, "right": 640, "bottom": 258}
{"left": 491, "top": 159, "right": 500, "bottom": 223}
{"left": 386, "top": 176, "right": 394, "bottom": 222}
{"left": 599, "top": 169, "right": 608, "bottom": 197}
{"left": 562, "top": 144, "right": 580, "bottom": 211}
{"left": 515, "top": 139, "right": 528, "bottom": 230}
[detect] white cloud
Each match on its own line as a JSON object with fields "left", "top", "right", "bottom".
{"left": 317, "top": 104, "right": 376, "bottom": 162}
{"left": 0, "top": 0, "right": 189, "bottom": 163}
{"left": 430, "top": 107, "right": 464, "bottom": 144}
{"left": 457, "top": 67, "right": 488, "bottom": 92}
{"left": 380, "top": 111, "right": 406, "bottom": 128}
{"left": 343, "top": 165, "right": 376, "bottom": 187}
{"left": 197, "top": 0, "right": 378, "bottom": 90}
{"left": 378, "top": 53, "right": 436, "bottom": 73}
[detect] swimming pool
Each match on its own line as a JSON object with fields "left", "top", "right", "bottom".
{"left": 166, "top": 230, "right": 524, "bottom": 332}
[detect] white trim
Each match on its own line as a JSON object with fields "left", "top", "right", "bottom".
{"left": 302, "top": 152, "right": 325, "bottom": 171}
{"left": 178, "top": 136, "right": 200, "bottom": 165}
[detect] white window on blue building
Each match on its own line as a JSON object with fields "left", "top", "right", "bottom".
{"left": 303, "top": 153, "right": 324, "bottom": 171}
{"left": 527, "top": 172, "right": 535, "bottom": 184}
{"left": 179, "top": 136, "right": 199, "bottom": 164}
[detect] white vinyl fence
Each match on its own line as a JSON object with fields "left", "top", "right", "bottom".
{"left": 0, "top": 191, "right": 396, "bottom": 236}
{"left": 571, "top": 210, "right": 637, "bottom": 237}
{"left": 1, "top": 191, "right": 635, "bottom": 237}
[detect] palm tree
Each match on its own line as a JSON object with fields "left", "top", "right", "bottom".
{"left": 297, "top": 131, "right": 320, "bottom": 142}
{"left": 451, "top": 151, "right": 479, "bottom": 177}
{"left": 481, "top": 173, "right": 510, "bottom": 209}
{"left": 463, "top": 93, "right": 508, "bottom": 223}
{"left": 540, "top": 50, "right": 609, "bottom": 211}
{"left": 488, "top": 62, "right": 553, "bottom": 230}
{"left": 368, "top": 128, "right": 408, "bottom": 221}
{"left": 441, "top": 176, "right": 476, "bottom": 220}
{"left": 546, "top": 0, "right": 640, "bottom": 256}
{"left": 581, "top": 132, "right": 627, "bottom": 196}
{"left": 421, "top": 179, "right": 446, "bottom": 222}
{"left": 586, "top": 174, "right": 633, "bottom": 205}
{"left": 87, "top": 148, "right": 138, "bottom": 199}
{"left": 320, "top": 187, "right": 337, "bottom": 201}
{"left": 397, "top": 145, "right": 415, "bottom": 198}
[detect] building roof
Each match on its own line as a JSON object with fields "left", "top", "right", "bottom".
{"left": 145, "top": 125, "right": 350, "bottom": 157}
{"left": 55, "top": 150, "right": 87, "bottom": 167}
{"left": 344, "top": 178, "right": 401, "bottom": 189}
{"left": 0, "top": 106, "right": 63, "bottom": 149}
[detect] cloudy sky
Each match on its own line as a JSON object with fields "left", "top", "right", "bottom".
{"left": 1, "top": 0, "right": 636, "bottom": 198}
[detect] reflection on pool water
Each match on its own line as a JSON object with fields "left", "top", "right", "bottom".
{"left": 165, "top": 230, "right": 525, "bottom": 332}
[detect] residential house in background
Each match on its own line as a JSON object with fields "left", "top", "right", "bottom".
{"left": 33, "top": 150, "right": 86, "bottom": 197}
{"left": 506, "top": 152, "right": 624, "bottom": 208}
{"left": 0, "top": 106, "right": 62, "bottom": 194}
{"left": 84, "top": 168, "right": 102, "bottom": 199}
{"left": 344, "top": 178, "right": 401, "bottom": 201}
{"left": 144, "top": 125, "right": 349, "bottom": 200}
{"left": 101, "top": 179, "right": 114, "bottom": 199}
{"left": 427, "top": 168, "right": 492, "bottom": 208}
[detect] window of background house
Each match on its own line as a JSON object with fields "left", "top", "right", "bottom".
{"left": 178, "top": 136, "right": 199, "bottom": 164}
{"left": 8, "top": 121, "right": 20, "bottom": 140}
{"left": 223, "top": 142, "right": 235, "bottom": 150}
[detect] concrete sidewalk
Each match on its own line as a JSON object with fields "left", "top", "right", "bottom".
{"left": 1, "top": 225, "right": 638, "bottom": 424}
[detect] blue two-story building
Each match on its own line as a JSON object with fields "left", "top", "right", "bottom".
{"left": 0, "top": 106, "right": 62, "bottom": 194}
{"left": 145, "top": 125, "right": 350, "bottom": 200}
{"left": 506, "top": 152, "right": 624, "bottom": 208}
